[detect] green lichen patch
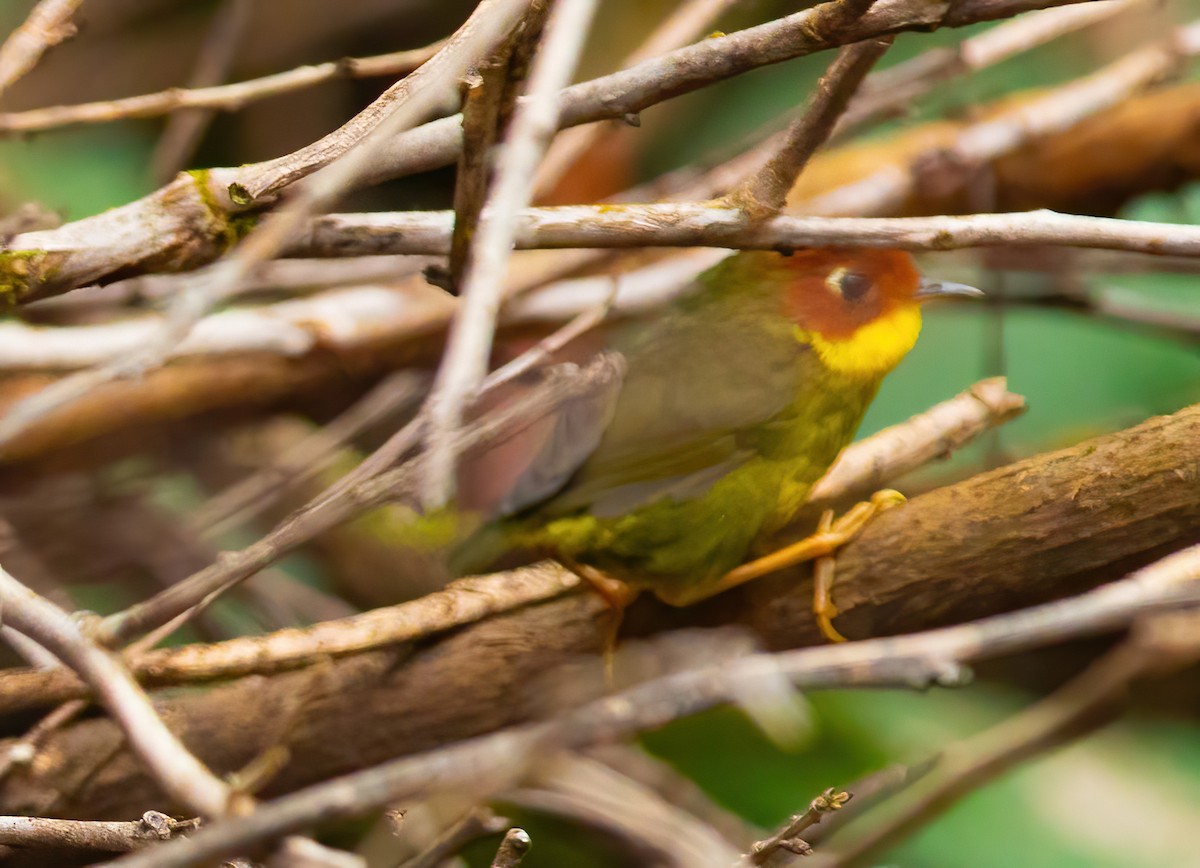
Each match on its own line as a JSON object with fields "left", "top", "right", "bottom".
{"left": 0, "top": 249, "right": 54, "bottom": 305}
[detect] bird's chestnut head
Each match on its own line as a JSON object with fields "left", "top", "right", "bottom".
{"left": 765, "top": 248, "right": 981, "bottom": 376}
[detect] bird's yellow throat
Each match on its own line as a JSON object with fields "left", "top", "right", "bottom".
{"left": 800, "top": 304, "right": 923, "bottom": 378}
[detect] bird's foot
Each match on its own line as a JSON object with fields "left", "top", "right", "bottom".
{"left": 716, "top": 489, "right": 906, "bottom": 642}
{"left": 560, "top": 558, "right": 638, "bottom": 685}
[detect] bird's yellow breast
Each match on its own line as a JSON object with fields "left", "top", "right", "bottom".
{"left": 800, "top": 304, "right": 923, "bottom": 378}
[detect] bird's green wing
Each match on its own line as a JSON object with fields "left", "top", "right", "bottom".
{"left": 534, "top": 300, "right": 805, "bottom": 518}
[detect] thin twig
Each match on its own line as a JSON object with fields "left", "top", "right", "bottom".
{"left": 0, "top": 45, "right": 443, "bottom": 133}
{"left": 490, "top": 828, "right": 532, "bottom": 868}
{"left": 0, "top": 566, "right": 235, "bottom": 818}
{"left": 0, "top": 564, "right": 582, "bottom": 712}
{"left": 834, "top": 0, "right": 1145, "bottom": 137}
{"left": 301, "top": 205, "right": 1200, "bottom": 258}
{"left": 747, "top": 787, "right": 851, "bottom": 864}
{"left": 0, "top": 812, "right": 198, "bottom": 853}
{"left": 0, "top": 0, "right": 83, "bottom": 98}
{"left": 194, "top": 370, "right": 428, "bottom": 536}
{"left": 421, "top": 0, "right": 600, "bottom": 508}
{"left": 724, "top": 34, "right": 893, "bottom": 215}
{"left": 398, "top": 808, "right": 511, "bottom": 868}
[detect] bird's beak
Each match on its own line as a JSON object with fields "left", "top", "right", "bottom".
{"left": 916, "top": 278, "right": 984, "bottom": 302}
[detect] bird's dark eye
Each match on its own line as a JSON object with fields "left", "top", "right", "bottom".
{"left": 825, "top": 267, "right": 873, "bottom": 302}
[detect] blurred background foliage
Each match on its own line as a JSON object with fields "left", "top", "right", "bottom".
{"left": 0, "top": 0, "right": 1198, "bottom": 865}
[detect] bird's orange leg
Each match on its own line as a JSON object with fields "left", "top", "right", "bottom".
{"left": 715, "top": 489, "right": 906, "bottom": 642}
{"left": 559, "top": 557, "right": 638, "bottom": 684}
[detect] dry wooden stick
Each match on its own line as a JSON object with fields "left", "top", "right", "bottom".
{"left": 724, "top": 34, "right": 893, "bottom": 216}
{"left": 0, "top": 812, "right": 197, "bottom": 853}
{"left": 0, "top": 46, "right": 442, "bottom": 133}
{"left": 300, "top": 205, "right": 1200, "bottom": 257}
{"left": 0, "top": 565, "right": 583, "bottom": 713}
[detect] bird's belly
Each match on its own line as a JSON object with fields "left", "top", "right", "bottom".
{"left": 535, "top": 463, "right": 791, "bottom": 605}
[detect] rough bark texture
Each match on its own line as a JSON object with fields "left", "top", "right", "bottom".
{"left": 0, "top": 404, "right": 1196, "bottom": 820}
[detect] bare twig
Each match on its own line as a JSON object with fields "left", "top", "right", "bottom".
{"left": 0, "top": 44, "right": 443, "bottom": 133}
{"left": 835, "top": 0, "right": 1145, "bottom": 137}
{"left": 398, "top": 808, "right": 510, "bottom": 868}
{"left": 490, "top": 828, "right": 532, "bottom": 868}
{"left": 194, "top": 370, "right": 428, "bottom": 536}
{"left": 300, "top": 206, "right": 1200, "bottom": 258}
{"left": 748, "top": 787, "right": 851, "bottom": 864}
{"left": 0, "top": 812, "right": 198, "bottom": 853}
{"left": 511, "top": 752, "right": 743, "bottom": 865}
{"left": 102, "top": 545, "right": 1200, "bottom": 868}
{"left": 724, "top": 35, "right": 893, "bottom": 216}
{"left": 449, "top": 5, "right": 549, "bottom": 290}
{"left": 0, "top": 566, "right": 235, "bottom": 818}
{"left": 0, "top": 564, "right": 582, "bottom": 712}
{"left": 804, "top": 19, "right": 1200, "bottom": 216}
{"left": 0, "top": 0, "right": 83, "bottom": 98}
{"left": 421, "top": 0, "right": 599, "bottom": 508}
{"left": 807, "top": 377, "right": 1026, "bottom": 507}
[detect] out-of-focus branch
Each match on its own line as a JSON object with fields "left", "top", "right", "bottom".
{"left": 800, "top": 19, "right": 1200, "bottom": 216}
{"left": 532, "top": 0, "right": 737, "bottom": 197}
{"left": 151, "top": 0, "right": 254, "bottom": 183}
{"left": 811, "top": 611, "right": 1200, "bottom": 868}
{"left": 807, "top": 377, "right": 1025, "bottom": 507}
{"left": 0, "top": 0, "right": 82, "bottom": 98}
{"left": 834, "top": 0, "right": 1145, "bottom": 137}
{"left": 0, "top": 44, "right": 442, "bottom": 134}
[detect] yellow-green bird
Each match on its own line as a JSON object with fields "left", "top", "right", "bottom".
{"left": 449, "top": 248, "right": 978, "bottom": 634}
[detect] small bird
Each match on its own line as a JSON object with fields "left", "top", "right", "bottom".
{"left": 450, "top": 249, "right": 979, "bottom": 637}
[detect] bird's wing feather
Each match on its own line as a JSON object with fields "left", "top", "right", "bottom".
{"left": 456, "top": 352, "right": 626, "bottom": 519}
{"left": 537, "top": 308, "right": 805, "bottom": 517}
